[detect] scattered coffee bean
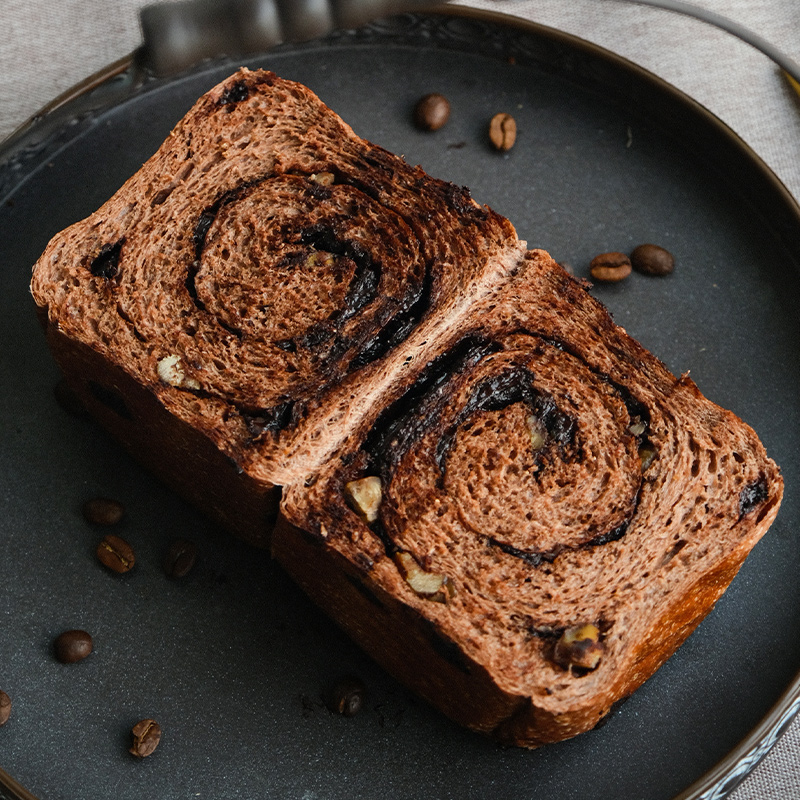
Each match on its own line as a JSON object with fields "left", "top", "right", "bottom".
{"left": 324, "top": 676, "right": 366, "bottom": 717}
{"left": 590, "top": 252, "right": 632, "bottom": 282}
{"left": 54, "top": 378, "right": 88, "bottom": 418}
{"left": 489, "top": 112, "right": 516, "bottom": 151}
{"left": 163, "top": 538, "right": 198, "bottom": 579}
{"left": 83, "top": 497, "right": 125, "bottom": 526}
{"left": 630, "top": 243, "right": 675, "bottom": 276}
{"left": 130, "top": 718, "right": 162, "bottom": 758}
{"left": 0, "top": 691, "right": 11, "bottom": 726}
{"left": 413, "top": 93, "right": 451, "bottom": 131}
{"left": 54, "top": 630, "right": 93, "bottom": 664}
{"left": 96, "top": 534, "right": 136, "bottom": 573}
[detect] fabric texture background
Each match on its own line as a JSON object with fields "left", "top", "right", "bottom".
{"left": 1, "top": 1, "right": 798, "bottom": 797}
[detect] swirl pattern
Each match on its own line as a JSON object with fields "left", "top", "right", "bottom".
{"left": 284, "top": 252, "right": 783, "bottom": 746}
{"left": 32, "top": 69, "right": 521, "bottom": 469}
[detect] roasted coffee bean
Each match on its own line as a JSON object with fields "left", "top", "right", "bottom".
{"left": 590, "top": 252, "right": 632, "bottom": 282}
{"left": 324, "top": 676, "right": 366, "bottom": 717}
{"left": 96, "top": 534, "right": 136, "bottom": 573}
{"left": 0, "top": 691, "right": 11, "bottom": 726}
{"left": 630, "top": 243, "right": 675, "bottom": 276}
{"left": 413, "top": 93, "right": 450, "bottom": 131}
{"left": 54, "top": 629, "right": 93, "bottom": 664}
{"left": 83, "top": 497, "right": 125, "bottom": 526}
{"left": 130, "top": 718, "right": 162, "bottom": 757}
{"left": 489, "top": 112, "right": 516, "bottom": 151}
{"left": 163, "top": 538, "right": 198, "bottom": 579}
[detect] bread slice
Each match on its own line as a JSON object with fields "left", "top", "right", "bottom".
{"left": 276, "top": 250, "right": 782, "bottom": 744}
{"left": 30, "top": 68, "right": 524, "bottom": 545}
{"left": 30, "top": 69, "right": 782, "bottom": 746}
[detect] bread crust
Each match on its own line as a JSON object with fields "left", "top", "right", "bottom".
{"left": 273, "top": 495, "right": 778, "bottom": 747}
{"left": 46, "top": 326, "right": 280, "bottom": 546}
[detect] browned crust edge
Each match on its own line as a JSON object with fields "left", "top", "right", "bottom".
{"left": 44, "top": 323, "right": 279, "bottom": 547}
{"left": 273, "top": 493, "right": 779, "bottom": 748}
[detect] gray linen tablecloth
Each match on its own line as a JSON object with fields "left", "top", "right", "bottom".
{"left": 1, "top": 1, "right": 798, "bottom": 797}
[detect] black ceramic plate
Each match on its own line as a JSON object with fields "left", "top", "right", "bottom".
{"left": 1, "top": 9, "right": 799, "bottom": 800}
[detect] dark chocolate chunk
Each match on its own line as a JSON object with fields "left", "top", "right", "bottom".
{"left": 739, "top": 476, "right": 768, "bottom": 518}
{"left": 217, "top": 80, "right": 250, "bottom": 107}
{"left": 89, "top": 239, "right": 124, "bottom": 279}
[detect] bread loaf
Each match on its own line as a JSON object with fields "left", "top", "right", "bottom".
{"left": 30, "top": 69, "right": 782, "bottom": 746}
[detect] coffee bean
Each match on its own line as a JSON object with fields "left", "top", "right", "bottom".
{"left": 489, "top": 112, "right": 516, "bottom": 151}
{"left": 590, "top": 252, "right": 632, "bottom": 282}
{"left": 96, "top": 534, "right": 136, "bottom": 573}
{"left": 0, "top": 691, "right": 11, "bottom": 726}
{"left": 631, "top": 243, "right": 674, "bottom": 276}
{"left": 54, "top": 630, "right": 93, "bottom": 664}
{"left": 83, "top": 497, "right": 125, "bottom": 526}
{"left": 163, "top": 538, "right": 198, "bottom": 579}
{"left": 324, "top": 676, "right": 366, "bottom": 717}
{"left": 130, "top": 718, "right": 162, "bottom": 757}
{"left": 413, "top": 93, "right": 450, "bottom": 131}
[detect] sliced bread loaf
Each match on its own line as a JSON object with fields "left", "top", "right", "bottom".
{"left": 30, "top": 69, "right": 782, "bottom": 746}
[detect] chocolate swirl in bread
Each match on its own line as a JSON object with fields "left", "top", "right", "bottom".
{"left": 276, "top": 253, "right": 782, "bottom": 746}
{"left": 31, "top": 71, "right": 782, "bottom": 746}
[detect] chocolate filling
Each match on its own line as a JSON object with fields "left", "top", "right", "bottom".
{"left": 490, "top": 539, "right": 547, "bottom": 567}
{"left": 240, "top": 401, "right": 296, "bottom": 441}
{"left": 89, "top": 239, "right": 124, "bottom": 279}
{"left": 488, "top": 516, "right": 631, "bottom": 568}
{"left": 363, "top": 335, "right": 501, "bottom": 478}
{"left": 359, "top": 333, "right": 644, "bottom": 567}
{"left": 349, "top": 261, "right": 433, "bottom": 371}
{"left": 299, "top": 224, "right": 380, "bottom": 321}
{"left": 217, "top": 80, "right": 250, "bottom": 107}
{"left": 434, "top": 365, "right": 577, "bottom": 475}
{"left": 739, "top": 475, "right": 768, "bottom": 518}
{"left": 190, "top": 187, "right": 427, "bottom": 372}
{"left": 512, "top": 329, "right": 652, "bottom": 434}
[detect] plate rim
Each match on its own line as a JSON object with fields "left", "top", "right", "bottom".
{"left": 1, "top": 7, "right": 799, "bottom": 800}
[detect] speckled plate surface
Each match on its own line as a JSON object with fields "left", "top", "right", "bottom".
{"left": 1, "top": 9, "right": 799, "bottom": 800}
